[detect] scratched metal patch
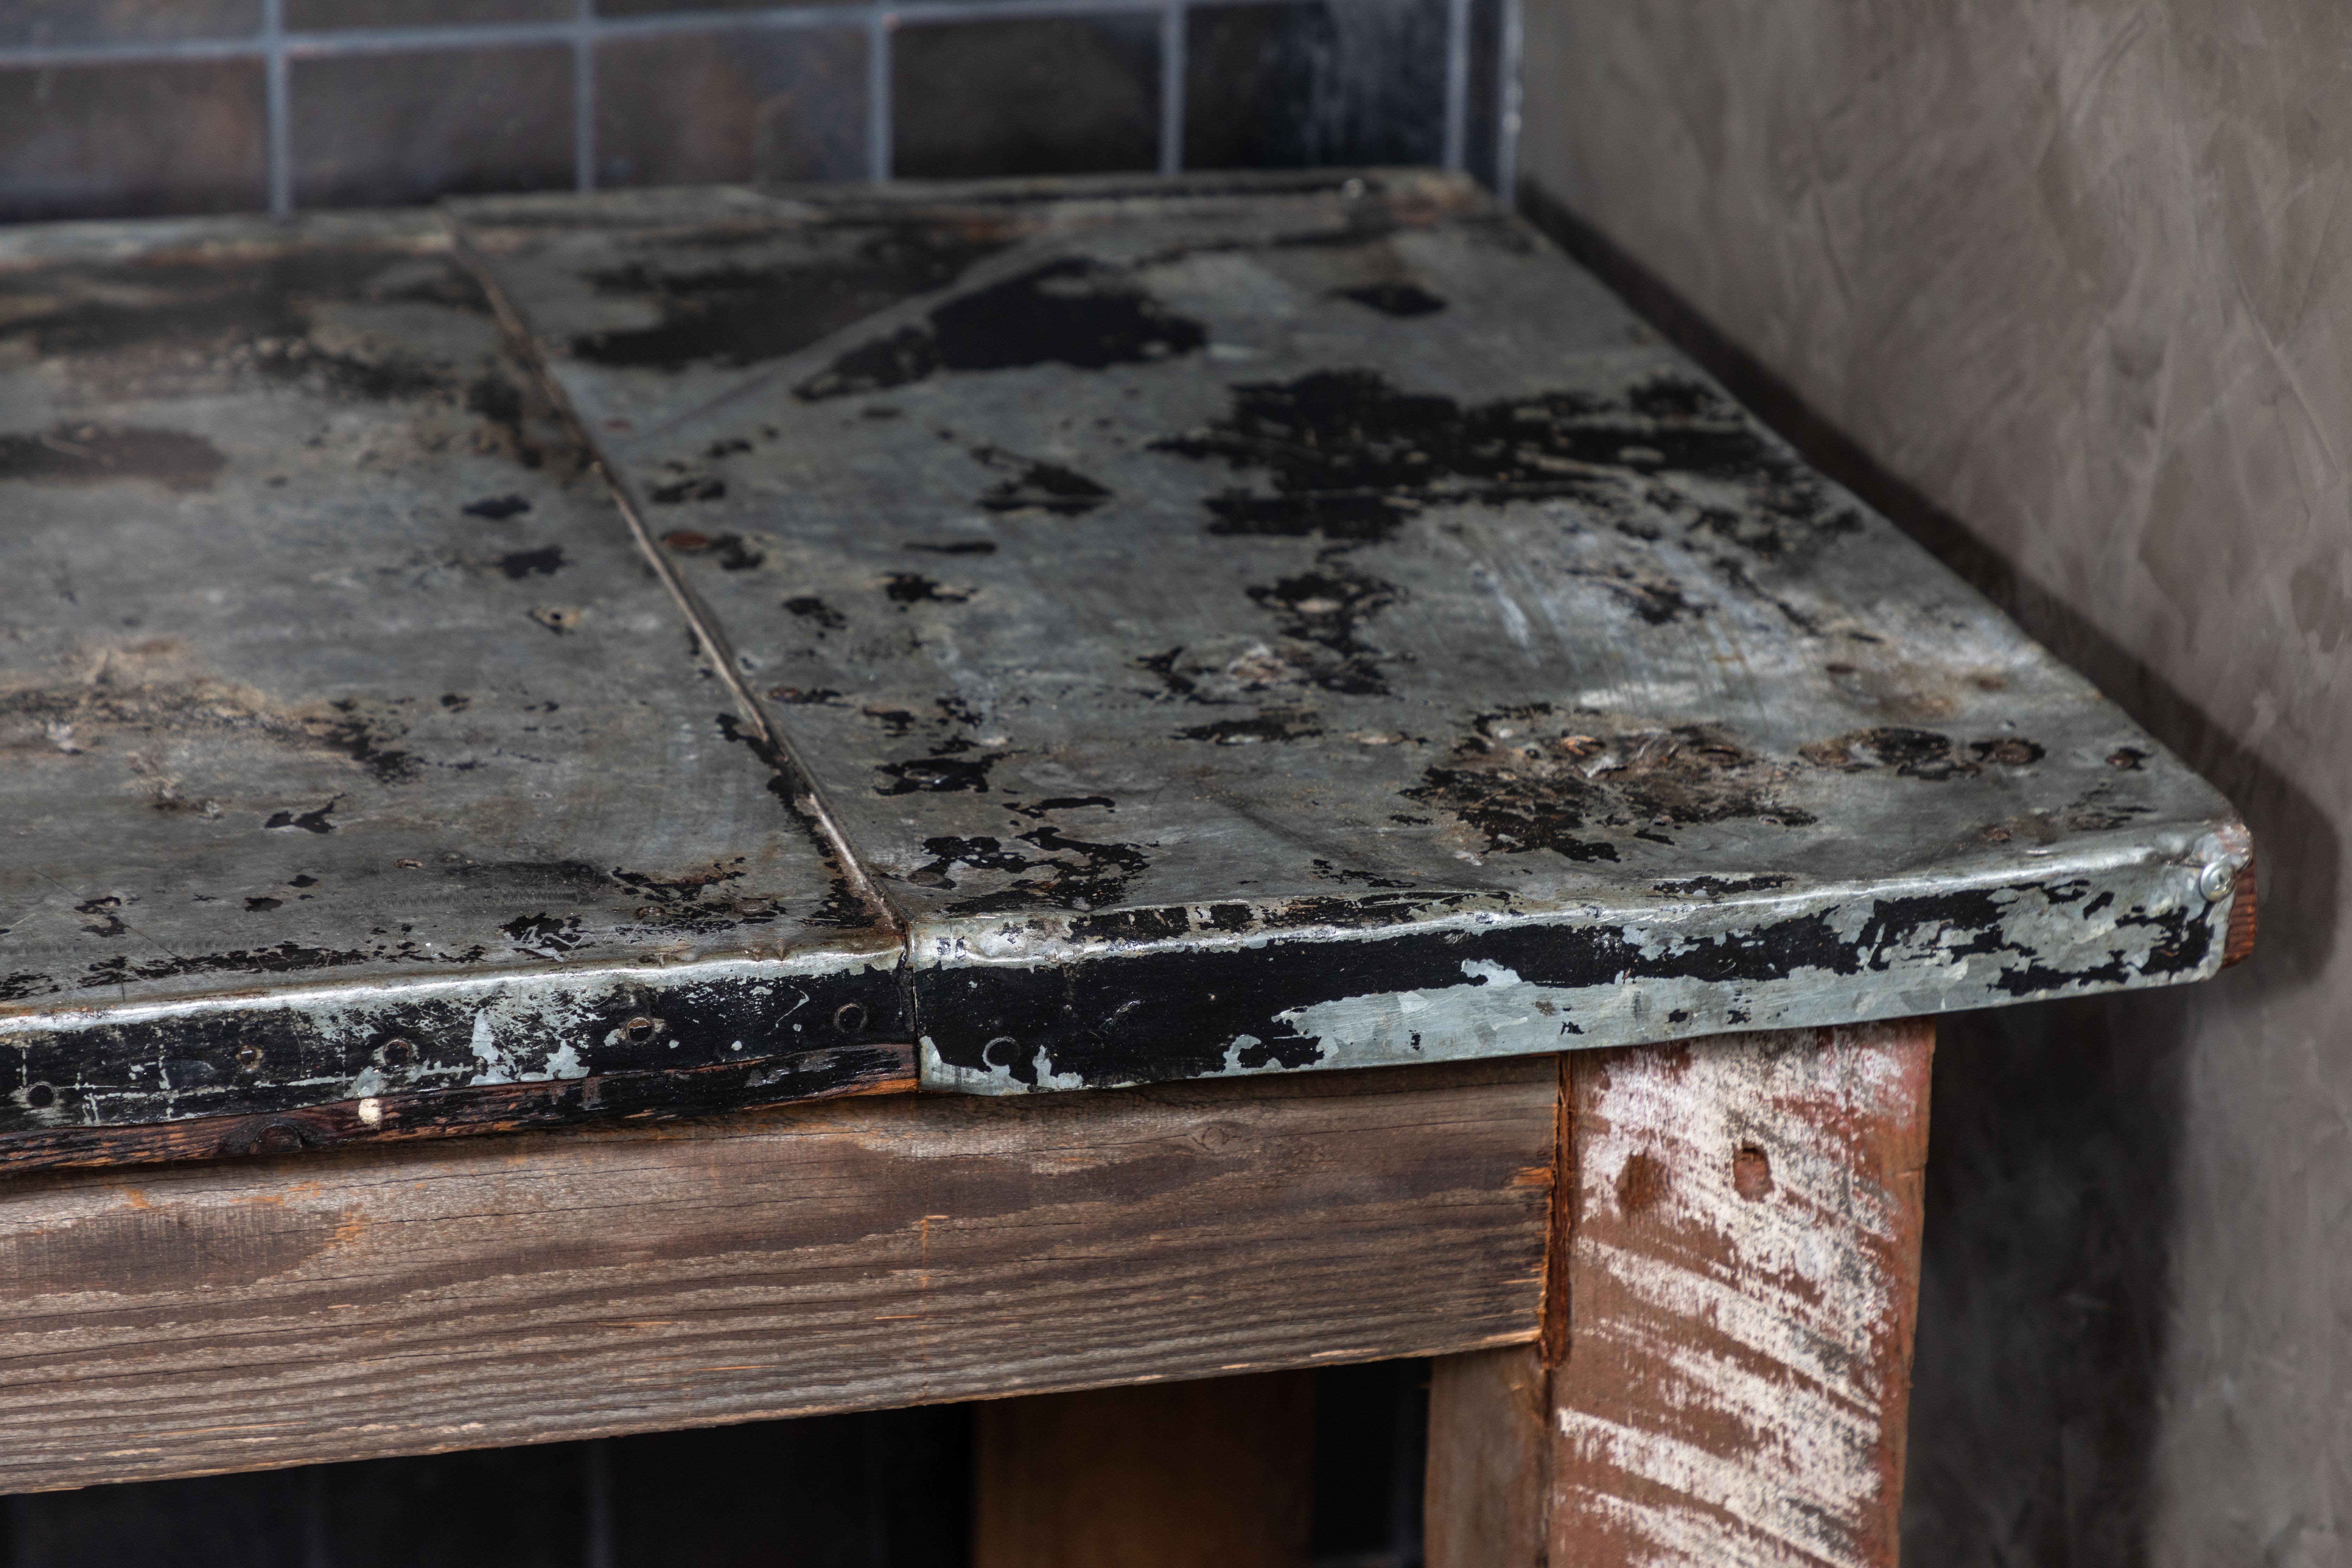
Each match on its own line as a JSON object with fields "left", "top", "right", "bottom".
{"left": 0, "top": 211, "right": 899, "bottom": 1138}
{"left": 452, "top": 169, "right": 2250, "bottom": 1095}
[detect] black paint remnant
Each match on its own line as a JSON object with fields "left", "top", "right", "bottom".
{"left": 769, "top": 685, "right": 845, "bottom": 705}
{"left": 649, "top": 474, "right": 726, "bottom": 504}
{"left": 882, "top": 572, "right": 972, "bottom": 607}
{"left": 1566, "top": 565, "right": 1704, "bottom": 625}
{"left": 315, "top": 700, "right": 420, "bottom": 784}
{"left": 798, "top": 259, "right": 1208, "bottom": 400}
{"left": 1801, "top": 727, "right": 1979, "bottom": 781}
{"left": 495, "top": 546, "right": 566, "bottom": 579}
{"left": 75, "top": 897, "right": 128, "bottom": 937}
{"left": 1176, "top": 710, "right": 1323, "bottom": 745}
{"left": 1406, "top": 708, "right": 1814, "bottom": 859}
{"left": 1969, "top": 737, "right": 2045, "bottom": 766}
{"left": 1154, "top": 370, "right": 1860, "bottom": 557}
{"left": 264, "top": 798, "right": 342, "bottom": 834}
{"left": 905, "top": 539, "right": 997, "bottom": 555}
{"left": 245, "top": 896, "right": 282, "bottom": 912}
{"left": 1245, "top": 566, "right": 1400, "bottom": 695}
{"left": 569, "top": 225, "right": 1015, "bottom": 370}
{"left": 934, "top": 825, "right": 1153, "bottom": 916}
{"left": 784, "top": 595, "right": 848, "bottom": 629}
{"left": 663, "top": 528, "right": 766, "bottom": 570}
{"left": 1336, "top": 281, "right": 1447, "bottom": 317}
{"left": 463, "top": 494, "right": 532, "bottom": 520}
{"left": 875, "top": 749, "right": 998, "bottom": 794}
{"left": 0, "top": 425, "right": 224, "bottom": 491}
{"left": 1653, "top": 875, "right": 1795, "bottom": 899}
{"left": 971, "top": 445, "right": 1112, "bottom": 516}
{"left": 503, "top": 911, "right": 585, "bottom": 953}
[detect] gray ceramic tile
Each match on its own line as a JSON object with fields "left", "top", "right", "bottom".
{"left": 1184, "top": 0, "right": 1448, "bottom": 171}
{"left": 892, "top": 15, "right": 1159, "bottom": 180}
{"left": 0, "top": 62, "right": 266, "bottom": 223}
{"left": 596, "top": 26, "right": 866, "bottom": 188}
{"left": 0, "top": 0, "right": 260, "bottom": 50}
{"left": 290, "top": 44, "right": 573, "bottom": 207}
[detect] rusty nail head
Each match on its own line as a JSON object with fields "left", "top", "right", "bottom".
{"left": 833, "top": 1001, "right": 868, "bottom": 1034}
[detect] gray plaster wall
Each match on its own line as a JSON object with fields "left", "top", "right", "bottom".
{"left": 1517, "top": 4, "right": 2351, "bottom": 1562}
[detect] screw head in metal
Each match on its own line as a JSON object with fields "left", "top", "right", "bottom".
{"left": 2198, "top": 860, "right": 2237, "bottom": 903}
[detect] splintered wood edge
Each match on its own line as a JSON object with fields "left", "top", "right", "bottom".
{"left": 0, "top": 1043, "right": 918, "bottom": 1175}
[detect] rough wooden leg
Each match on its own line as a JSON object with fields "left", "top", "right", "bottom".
{"left": 974, "top": 1371, "right": 1314, "bottom": 1568}
{"left": 1423, "top": 1022, "right": 1934, "bottom": 1568}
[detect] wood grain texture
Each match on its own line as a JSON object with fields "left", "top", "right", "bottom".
{"left": 0, "top": 1057, "right": 1552, "bottom": 1496}
{"left": 1549, "top": 1021, "right": 1933, "bottom": 1567}
{"left": 1424, "top": 1343, "right": 1550, "bottom": 1568}
{"left": 975, "top": 1371, "right": 1313, "bottom": 1568}
{"left": 0, "top": 1045, "right": 917, "bottom": 1174}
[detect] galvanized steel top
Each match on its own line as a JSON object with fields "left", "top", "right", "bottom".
{"left": 0, "top": 173, "right": 2248, "bottom": 1147}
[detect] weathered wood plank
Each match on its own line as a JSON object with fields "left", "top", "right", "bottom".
{"left": 1548, "top": 1022, "right": 1932, "bottom": 1567}
{"left": 1424, "top": 1343, "right": 1550, "bottom": 1568}
{"left": 975, "top": 1371, "right": 1314, "bottom": 1568}
{"left": 0, "top": 1045, "right": 917, "bottom": 1174}
{"left": 0, "top": 1057, "right": 1552, "bottom": 1495}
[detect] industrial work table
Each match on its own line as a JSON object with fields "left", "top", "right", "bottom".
{"left": 0, "top": 172, "right": 2250, "bottom": 1564}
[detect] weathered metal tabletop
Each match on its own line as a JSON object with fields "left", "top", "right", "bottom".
{"left": 0, "top": 172, "right": 2250, "bottom": 1167}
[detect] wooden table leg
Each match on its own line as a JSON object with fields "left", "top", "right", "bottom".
{"left": 1427, "top": 1021, "right": 1934, "bottom": 1567}
{"left": 974, "top": 1371, "right": 1314, "bottom": 1568}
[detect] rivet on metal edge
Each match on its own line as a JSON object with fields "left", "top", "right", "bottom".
{"left": 2198, "top": 860, "right": 2238, "bottom": 903}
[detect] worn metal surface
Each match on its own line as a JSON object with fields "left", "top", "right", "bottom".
{"left": 0, "top": 211, "right": 900, "bottom": 1146}
{"left": 0, "top": 173, "right": 2249, "bottom": 1147}
{"left": 456, "top": 169, "right": 2248, "bottom": 1097}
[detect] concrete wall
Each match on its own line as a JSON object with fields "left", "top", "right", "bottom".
{"left": 1518, "top": 4, "right": 2352, "bottom": 1560}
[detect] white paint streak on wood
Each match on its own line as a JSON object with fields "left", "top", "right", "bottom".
{"left": 1549, "top": 1022, "right": 1930, "bottom": 1568}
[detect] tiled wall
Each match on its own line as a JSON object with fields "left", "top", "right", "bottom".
{"left": 0, "top": 0, "right": 1518, "bottom": 224}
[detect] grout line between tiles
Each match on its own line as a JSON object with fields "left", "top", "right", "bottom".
{"left": 1158, "top": 0, "right": 1185, "bottom": 175}
{"left": 1440, "top": 0, "right": 1469, "bottom": 172}
{"left": 1495, "top": 0, "right": 1521, "bottom": 201}
{"left": 262, "top": 0, "right": 291, "bottom": 215}
{"left": 868, "top": 7, "right": 894, "bottom": 182}
{"left": 573, "top": 0, "right": 596, "bottom": 192}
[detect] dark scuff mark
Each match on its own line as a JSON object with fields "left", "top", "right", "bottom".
{"left": 663, "top": 529, "right": 766, "bottom": 570}
{"left": 570, "top": 227, "right": 1014, "bottom": 370}
{"left": 75, "top": 897, "right": 128, "bottom": 937}
{"left": 1336, "top": 281, "right": 1446, "bottom": 317}
{"left": 784, "top": 595, "right": 847, "bottom": 629}
{"left": 1244, "top": 565, "right": 1400, "bottom": 695}
{"left": 1566, "top": 565, "right": 1703, "bottom": 625}
{"left": 463, "top": 493, "right": 532, "bottom": 520}
{"left": 1970, "top": 737, "right": 2045, "bottom": 766}
{"left": 503, "top": 912, "right": 585, "bottom": 954}
{"left": 875, "top": 751, "right": 997, "bottom": 794}
{"left": 1176, "top": 711, "right": 1323, "bottom": 745}
{"left": 1406, "top": 708, "right": 1813, "bottom": 859}
{"left": 906, "top": 539, "right": 997, "bottom": 555}
{"left": 971, "top": 445, "right": 1112, "bottom": 516}
{"left": 1137, "top": 646, "right": 1201, "bottom": 700}
{"left": 0, "top": 426, "right": 225, "bottom": 491}
{"left": 1153, "top": 370, "right": 1860, "bottom": 562}
{"left": 316, "top": 701, "right": 420, "bottom": 784}
{"left": 883, "top": 573, "right": 972, "bottom": 607}
{"left": 797, "top": 259, "right": 1208, "bottom": 400}
{"left": 265, "top": 798, "right": 341, "bottom": 834}
{"left": 769, "top": 685, "right": 845, "bottom": 705}
{"left": 495, "top": 546, "right": 566, "bottom": 579}
{"left": 245, "top": 897, "right": 281, "bottom": 912}
{"left": 1310, "top": 859, "right": 1415, "bottom": 889}
{"left": 1800, "top": 727, "right": 1979, "bottom": 781}
{"left": 649, "top": 475, "right": 726, "bottom": 504}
